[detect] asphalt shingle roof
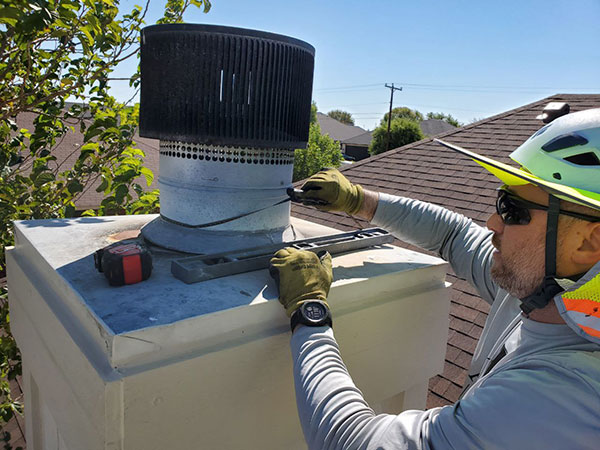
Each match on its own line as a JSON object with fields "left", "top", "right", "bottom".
{"left": 292, "top": 94, "right": 600, "bottom": 408}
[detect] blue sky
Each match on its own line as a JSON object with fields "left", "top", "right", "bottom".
{"left": 113, "top": 0, "right": 600, "bottom": 130}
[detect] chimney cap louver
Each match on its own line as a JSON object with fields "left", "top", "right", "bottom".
{"left": 139, "top": 23, "right": 316, "bottom": 150}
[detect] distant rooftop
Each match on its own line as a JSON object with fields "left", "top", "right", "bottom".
{"left": 342, "top": 130, "right": 373, "bottom": 146}
{"left": 316, "top": 112, "right": 368, "bottom": 142}
{"left": 419, "top": 118, "right": 456, "bottom": 137}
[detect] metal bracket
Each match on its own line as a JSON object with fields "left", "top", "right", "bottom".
{"left": 171, "top": 228, "right": 395, "bottom": 284}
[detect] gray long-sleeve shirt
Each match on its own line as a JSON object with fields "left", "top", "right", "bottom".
{"left": 291, "top": 194, "right": 600, "bottom": 449}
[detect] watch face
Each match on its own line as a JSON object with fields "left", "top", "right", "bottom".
{"left": 304, "top": 302, "right": 326, "bottom": 321}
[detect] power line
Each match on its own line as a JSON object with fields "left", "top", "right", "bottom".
{"left": 314, "top": 81, "right": 599, "bottom": 94}
{"left": 314, "top": 83, "right": 383, "bottom": 92}
{"left": 318, "top": 102, "right": 389, "bottom": 108}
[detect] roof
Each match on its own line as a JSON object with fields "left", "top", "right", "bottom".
{"left": 419, "top": 119, "right": 456, "bottom": 137}
{"left": 292, "top": 93, "right": 600, "bottom": 408}
{"left": 14, "top": 111, "right": 160, "bottom": 210}
{"left": 317, "top": 112, "right": 368, "bottom": 142}
{"left": 342, "top": 130, "right": 373, "bottom": 146}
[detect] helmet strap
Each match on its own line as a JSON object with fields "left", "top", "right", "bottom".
{"left": 544, "top": 194, "right": 560, "bottom": 277}
{"left": 520, "top": 194, "right": 563, "bottom": 314}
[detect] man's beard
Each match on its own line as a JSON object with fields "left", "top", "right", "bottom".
{"left": 490, "top": 233, "right": 546, "bottom": 299}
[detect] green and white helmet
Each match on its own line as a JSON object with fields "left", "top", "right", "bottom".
{"left": 510, "top": 108, "right": 600, "bottom": 208}
{"left": 436, "top": 108, "right": 600, "bottom": 211}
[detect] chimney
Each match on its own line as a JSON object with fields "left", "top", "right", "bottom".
{"left": 139, "top": 24, "right": 315, "bottom": 253}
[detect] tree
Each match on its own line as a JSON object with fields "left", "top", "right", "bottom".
{"left": 327, "top": 109, "right": 354, "bottom": 125}
{"left": 381, "top": 107, "right": 424, "bottom": 126}
{"left": 0, "top": 0, "right": 211, "bottom": 442}
{"left": 294, "top": 103, "right": 343, "bottom": 181}
{"left": 426, "top": 112, "right": 462, "bottom": 128}
{"left": 369, "top": 118, "right": 424, "bottom": 156}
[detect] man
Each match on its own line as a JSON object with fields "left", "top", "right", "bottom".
{"left": 269, "top": 108, "right": 600, "bottom": 449}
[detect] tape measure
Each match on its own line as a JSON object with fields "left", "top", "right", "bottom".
{"left": 94, "top": 239, "right": 153, "bottom": 286}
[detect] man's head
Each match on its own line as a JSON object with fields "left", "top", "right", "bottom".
{"left": 436, "top": 107, "right": 600, "bottom": 342}
{"left": 487, "top": 183, "right": 600, "bottom": 299}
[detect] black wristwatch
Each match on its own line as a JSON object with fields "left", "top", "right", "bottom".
{"left": 290, "top": 300, "right": 332, "bottom": 332}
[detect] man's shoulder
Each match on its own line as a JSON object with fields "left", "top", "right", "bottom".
{"left": 490, "top": 348, "right": 600, "bottom": 395}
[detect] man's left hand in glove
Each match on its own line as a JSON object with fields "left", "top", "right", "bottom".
{"left": 269, "top": 248, "right": 333, "bottom": 317}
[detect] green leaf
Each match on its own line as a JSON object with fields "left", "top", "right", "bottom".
{"left": 140, "top": 167, "right": 154, "bottom": 185}
{"left": 84, "top": 127, "right": 103, "bottom": 141}
{"left": 0, "top": 7, "right": 22, "bottom": 26}
{"left": 33, "top": 172, "right": 55, "bottom": 187}
{"left": 120, "top": 156, "right": 141, "bottom": 166}
{"left": 101, "top": 196, "right": 115, "bottom": 208}
{"left": 64, "top": 203, "right": 76, "bottom": 218}
{"left": 67, "top": 180, "right": 83, "bottom": 194}
{"left": 79, "top": 27, "right": 94, "bottom": 50}
{"left": 114, "top": 184, "right": 128, "bottom": 204}
{"left": 95, "top": 178, "right": 109, "bottom": 192}
{"left": 79, "top": 142, "right": 99, "bottom": 159}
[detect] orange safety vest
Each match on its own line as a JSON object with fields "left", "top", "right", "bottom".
{"left": 556, "top": 261, "right": 600, "bottom": 344}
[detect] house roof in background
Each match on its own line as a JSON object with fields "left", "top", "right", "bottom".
{"left": 317, "top": 112, "right": 367, "bottom": 141}
{"left": 14, "top": 111, "right": 160, "bottom": 210}
{"left": 342, "top": 130, "right": 373, "bottom": 146}
{"left": 420, "top": 118, "right": 456, "bottom": 137}
{"left": 292, "top": 93, "right": 600, "bottom": 408}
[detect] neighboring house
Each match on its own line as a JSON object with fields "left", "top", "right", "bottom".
{"left": 419, "top": 118, "right": 456, "bottom": 137}
{"left": 319, "top": 113, "right": 457, "bottom": 161}
{"left": 317, "top": 112, "right": 372, "bottom": 161}
{"left": 13, "top": 109, "right": 160, "bottom": 211}
{"left": 341, "top": 130, "right": 373, "bottom": 161}
{"left": 292, "top": 94, "right": 600, "bottom": 408}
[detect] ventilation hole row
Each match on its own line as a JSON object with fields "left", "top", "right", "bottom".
{"left": 159, "top": 142, "right": 295, "bottom": 165}
{"left": 159, "top": 150, "right": 293, "bottom": 165}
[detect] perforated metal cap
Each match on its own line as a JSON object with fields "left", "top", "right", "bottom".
{"left": 139, "top": 24, "right": 315, "bottom": 150}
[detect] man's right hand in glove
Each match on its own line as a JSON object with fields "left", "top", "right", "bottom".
{"left": 293, "top": 169, "right": 365, "bottom": 215}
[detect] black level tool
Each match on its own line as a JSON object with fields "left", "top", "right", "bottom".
{"left": 171, "top": 228, "right": 394, "bottom": 284}
{"left": 94, "top": 239, "right": 153, "bottom": 286}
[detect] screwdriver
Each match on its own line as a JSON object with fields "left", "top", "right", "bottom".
{"left": 286, "top": 188, "right": 329, "bottom": 206}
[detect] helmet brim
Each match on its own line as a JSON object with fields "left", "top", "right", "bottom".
{"left": 435, "top": 139, "right": 600, "bottom": 211}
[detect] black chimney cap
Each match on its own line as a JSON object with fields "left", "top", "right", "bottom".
{"left": 536, "top": 102, "right": 570, "bottom": 124}
{"left": 139, "top": 24, "right": 315, "bottom": 150}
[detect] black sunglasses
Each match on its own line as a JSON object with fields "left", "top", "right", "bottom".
{"left": 496, "top": 188, "right": 600, "bottom": 225}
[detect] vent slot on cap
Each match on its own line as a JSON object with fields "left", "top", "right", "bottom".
{"left": 542, "top": 133, "right": 589, "bottom": 152}
{"left": 564, "top": 152, "right": 600, "bottom": 166}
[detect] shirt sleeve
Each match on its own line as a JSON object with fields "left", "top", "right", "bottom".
{"left": 291, "top": 327, "right": 600, "bottom": 450}
{"left": 371, "top": 193, "right": 497, "bottom": 304}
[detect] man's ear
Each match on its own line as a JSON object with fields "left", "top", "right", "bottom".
{"left": 572, "top": 222, "right": 600, "bottom": 266}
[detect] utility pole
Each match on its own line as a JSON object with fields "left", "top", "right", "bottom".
{"left": 385, "top": 83, "right": 402, "bottom": 153}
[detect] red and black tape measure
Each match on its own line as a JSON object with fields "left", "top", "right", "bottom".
{"left": 94, "top": 239, "right": 153, "bottom": 286}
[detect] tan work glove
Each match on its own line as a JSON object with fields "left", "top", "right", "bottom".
{"left": 269, "top": 247, "right": 333, "bottom": 317}
{"left": 295, "top": 169, "right": 364, "bottom": 215}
